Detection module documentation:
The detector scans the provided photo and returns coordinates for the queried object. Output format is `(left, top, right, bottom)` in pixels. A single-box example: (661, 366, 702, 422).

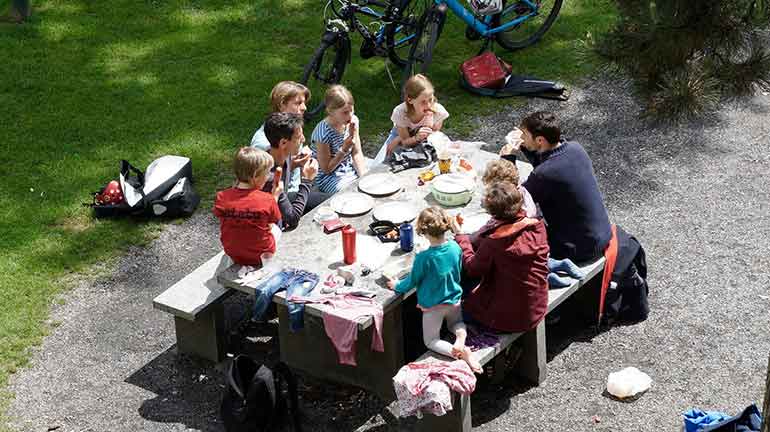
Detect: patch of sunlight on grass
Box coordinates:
(100, 41, 164, 74)
(261, 55, 290, 70)
(39, 21, 86, 43)
(210, 65, 240, 88)
(109, 71, 160, 87)
(151, 131, 229, 156)
(172, 3, 254, 27)
(40, 0, 85, 15)
(99, 28, 215, 74)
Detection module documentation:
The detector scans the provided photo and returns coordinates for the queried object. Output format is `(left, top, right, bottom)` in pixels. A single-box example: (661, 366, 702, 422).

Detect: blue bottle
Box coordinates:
(399, 223, 414, 252)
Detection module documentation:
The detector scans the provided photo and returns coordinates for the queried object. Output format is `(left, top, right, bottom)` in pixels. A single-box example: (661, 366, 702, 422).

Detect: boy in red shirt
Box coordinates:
(214, 147, 283, 266)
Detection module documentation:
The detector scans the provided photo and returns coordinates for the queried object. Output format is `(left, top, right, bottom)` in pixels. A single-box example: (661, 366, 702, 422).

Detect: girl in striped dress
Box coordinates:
(310, 85, 368, 194)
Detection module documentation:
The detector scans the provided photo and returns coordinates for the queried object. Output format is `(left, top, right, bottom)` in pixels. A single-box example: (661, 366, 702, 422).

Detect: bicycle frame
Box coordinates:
(434, 0, 540, 37)
(327, 0, 416, 51)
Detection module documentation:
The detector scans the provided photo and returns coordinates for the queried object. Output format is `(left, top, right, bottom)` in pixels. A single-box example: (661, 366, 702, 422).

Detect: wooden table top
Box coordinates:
(218, 148, 533, 330)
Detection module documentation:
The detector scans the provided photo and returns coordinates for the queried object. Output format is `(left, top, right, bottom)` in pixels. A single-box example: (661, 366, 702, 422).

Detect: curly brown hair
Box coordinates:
(482, 159, 520, 186)
(482, 181, 522, 221)
(415, 206, 452, 238)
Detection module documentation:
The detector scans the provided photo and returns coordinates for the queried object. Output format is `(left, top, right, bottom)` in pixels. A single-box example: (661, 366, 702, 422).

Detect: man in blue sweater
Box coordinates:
(502, 111, 612, 263)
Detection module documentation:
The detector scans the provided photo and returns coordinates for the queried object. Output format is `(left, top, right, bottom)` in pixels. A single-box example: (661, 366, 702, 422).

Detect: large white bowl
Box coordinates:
(430, 174, 474, 207)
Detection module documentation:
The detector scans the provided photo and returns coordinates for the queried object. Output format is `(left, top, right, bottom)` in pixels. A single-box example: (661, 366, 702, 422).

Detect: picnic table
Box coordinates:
(218, 147, 530, 399)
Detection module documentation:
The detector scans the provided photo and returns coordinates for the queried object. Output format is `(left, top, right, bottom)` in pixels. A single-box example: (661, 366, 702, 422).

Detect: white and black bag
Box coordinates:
(89, 155, 200, 218)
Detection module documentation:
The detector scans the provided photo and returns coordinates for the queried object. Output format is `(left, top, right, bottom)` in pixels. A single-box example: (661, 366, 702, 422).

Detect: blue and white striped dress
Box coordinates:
(310, 120, 358, 194)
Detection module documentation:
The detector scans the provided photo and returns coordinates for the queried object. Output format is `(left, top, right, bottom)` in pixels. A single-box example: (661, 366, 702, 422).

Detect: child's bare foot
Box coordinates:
(459, 347, 482, 373)
(451, 340, 465, 358)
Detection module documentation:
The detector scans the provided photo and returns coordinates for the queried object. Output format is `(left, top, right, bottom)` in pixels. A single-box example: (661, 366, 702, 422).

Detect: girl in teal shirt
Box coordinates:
(386, 207, 482, 373)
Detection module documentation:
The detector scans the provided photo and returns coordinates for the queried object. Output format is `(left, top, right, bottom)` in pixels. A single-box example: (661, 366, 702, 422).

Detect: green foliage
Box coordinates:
(595, 0, 770, 120)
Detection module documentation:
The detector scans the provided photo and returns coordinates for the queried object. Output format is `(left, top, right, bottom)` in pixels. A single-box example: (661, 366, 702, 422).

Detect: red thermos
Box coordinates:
(342, 225, 356, 264)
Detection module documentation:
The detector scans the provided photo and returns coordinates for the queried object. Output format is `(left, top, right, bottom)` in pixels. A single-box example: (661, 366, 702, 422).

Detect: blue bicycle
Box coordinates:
(301, 0, 561, 117)
(404, 0, 563, 77)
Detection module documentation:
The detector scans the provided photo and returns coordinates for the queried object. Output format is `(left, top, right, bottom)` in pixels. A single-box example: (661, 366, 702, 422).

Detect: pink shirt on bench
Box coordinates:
(289, 294, 384, 366)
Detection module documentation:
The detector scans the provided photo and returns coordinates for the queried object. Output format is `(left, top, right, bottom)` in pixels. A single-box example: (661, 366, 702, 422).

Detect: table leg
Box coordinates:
(173, 304, 226, 362)
(516, 320, 546, 385)
(277, 303, 405, 400)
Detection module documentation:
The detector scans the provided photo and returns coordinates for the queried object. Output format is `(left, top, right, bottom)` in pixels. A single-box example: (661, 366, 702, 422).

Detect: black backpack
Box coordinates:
(221, 355, 302, 432)
(387, 143, 437, 173)
(459, 71, 569, 101)
(604, 227, 650, 324)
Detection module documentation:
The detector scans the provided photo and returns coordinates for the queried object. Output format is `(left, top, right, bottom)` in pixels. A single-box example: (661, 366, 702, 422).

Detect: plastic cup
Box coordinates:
(260, 252, 274, 269)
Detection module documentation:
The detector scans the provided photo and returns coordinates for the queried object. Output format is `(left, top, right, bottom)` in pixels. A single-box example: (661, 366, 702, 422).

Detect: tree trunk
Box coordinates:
(763, 353, 769, 432)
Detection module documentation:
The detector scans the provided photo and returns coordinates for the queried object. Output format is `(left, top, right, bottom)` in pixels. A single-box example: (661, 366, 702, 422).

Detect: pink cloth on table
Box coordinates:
(392, 357, 476, 418)
(289, 294, 384, 366)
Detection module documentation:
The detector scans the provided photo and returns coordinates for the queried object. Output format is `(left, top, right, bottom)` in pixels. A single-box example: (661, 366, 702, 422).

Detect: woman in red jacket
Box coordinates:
(454, 182, 550, 333)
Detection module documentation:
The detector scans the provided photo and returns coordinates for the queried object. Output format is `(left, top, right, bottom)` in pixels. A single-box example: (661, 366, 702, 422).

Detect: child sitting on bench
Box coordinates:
(386, 207, 482, 373)
(213, 147, 282, 266)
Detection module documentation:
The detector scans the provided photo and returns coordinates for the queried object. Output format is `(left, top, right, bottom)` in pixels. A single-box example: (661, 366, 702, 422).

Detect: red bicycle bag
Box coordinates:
(460, 51, 512, 89)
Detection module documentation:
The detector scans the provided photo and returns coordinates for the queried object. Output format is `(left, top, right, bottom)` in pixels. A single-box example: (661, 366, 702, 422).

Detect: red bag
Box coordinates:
(95, 180, 125, 205)
(460, 52, 512, 89)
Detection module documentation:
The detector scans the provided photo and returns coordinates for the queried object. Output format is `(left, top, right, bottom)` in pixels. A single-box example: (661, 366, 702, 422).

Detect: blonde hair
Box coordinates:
(403, 74, 435, 117)
(482, 159, 520, 186)
(415, 206, 452, 238)
(233, 147, 274, 184)
(270, 81, 311, 113)
(325, 85, 354, 113)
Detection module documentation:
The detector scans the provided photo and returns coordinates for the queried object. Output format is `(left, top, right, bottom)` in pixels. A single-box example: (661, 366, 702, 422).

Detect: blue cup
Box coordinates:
(399, 223, 414, 252)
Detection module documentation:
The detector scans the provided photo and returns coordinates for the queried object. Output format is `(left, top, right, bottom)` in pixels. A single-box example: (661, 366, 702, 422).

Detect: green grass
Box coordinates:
(0, 0, 617, 426)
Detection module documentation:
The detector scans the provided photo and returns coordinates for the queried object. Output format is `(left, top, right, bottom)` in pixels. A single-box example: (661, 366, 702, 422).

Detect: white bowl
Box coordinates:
(430, 174, 474, 207)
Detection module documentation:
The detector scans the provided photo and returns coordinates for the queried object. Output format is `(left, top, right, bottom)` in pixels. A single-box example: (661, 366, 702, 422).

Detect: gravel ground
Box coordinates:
(6, 76, 770, 432)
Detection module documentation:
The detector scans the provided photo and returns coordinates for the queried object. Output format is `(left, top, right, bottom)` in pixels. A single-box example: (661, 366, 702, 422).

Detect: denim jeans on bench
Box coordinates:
(253, 268, 319, 331)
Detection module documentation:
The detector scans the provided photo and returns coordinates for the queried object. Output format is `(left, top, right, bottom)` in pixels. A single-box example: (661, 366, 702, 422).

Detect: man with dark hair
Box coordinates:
(263, 112, 328, 229)
(503, 110, 612, 262)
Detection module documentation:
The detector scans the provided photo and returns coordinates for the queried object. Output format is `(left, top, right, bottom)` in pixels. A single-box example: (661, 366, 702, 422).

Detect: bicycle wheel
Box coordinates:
(385, 0, 430, 67)
(494, 0, 563, 51)
(403, 7, 445, 82)
(300, 33, 350, 120)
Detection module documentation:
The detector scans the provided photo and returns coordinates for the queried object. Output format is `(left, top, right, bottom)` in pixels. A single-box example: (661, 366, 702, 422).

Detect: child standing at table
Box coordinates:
(386, 206, 482, 373)
(374, 74, 450, 163)
(310, 85, 368, 194)
(213, 147, 283, 266)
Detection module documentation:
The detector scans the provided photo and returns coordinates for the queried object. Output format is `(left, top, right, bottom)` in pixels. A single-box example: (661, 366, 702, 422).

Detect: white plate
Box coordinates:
(329, 192, 375, 216)
(460, 212, 491, 234)
(358, 173, 401, 196)
(372, 201, 420, 224)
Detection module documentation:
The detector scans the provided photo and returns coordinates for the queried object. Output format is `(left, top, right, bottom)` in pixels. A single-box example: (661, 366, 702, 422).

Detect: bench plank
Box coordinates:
(547, 257, 605, 313)
(153, 251, 234, 321)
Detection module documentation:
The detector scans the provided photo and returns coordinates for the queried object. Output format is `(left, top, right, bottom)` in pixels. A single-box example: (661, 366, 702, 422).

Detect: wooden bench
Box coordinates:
(415, 257, 606, 431)
(152, 251, 235, 362)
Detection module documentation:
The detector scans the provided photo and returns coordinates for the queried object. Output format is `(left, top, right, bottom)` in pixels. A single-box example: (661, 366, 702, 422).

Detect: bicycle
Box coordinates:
(404, 0, 563, 79)
(300, 0, 429, 118)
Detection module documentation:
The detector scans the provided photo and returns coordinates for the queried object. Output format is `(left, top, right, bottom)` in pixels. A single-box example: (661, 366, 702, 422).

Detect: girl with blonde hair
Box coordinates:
(310, 85, 368, 193)
(386, 206, 482, 373)
(374, 74, 450, 163)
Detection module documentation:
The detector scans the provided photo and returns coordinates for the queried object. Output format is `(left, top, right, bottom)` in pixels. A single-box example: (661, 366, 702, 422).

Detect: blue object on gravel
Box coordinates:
(684, 404, 763, 432)
(683, 408, 730, 432)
